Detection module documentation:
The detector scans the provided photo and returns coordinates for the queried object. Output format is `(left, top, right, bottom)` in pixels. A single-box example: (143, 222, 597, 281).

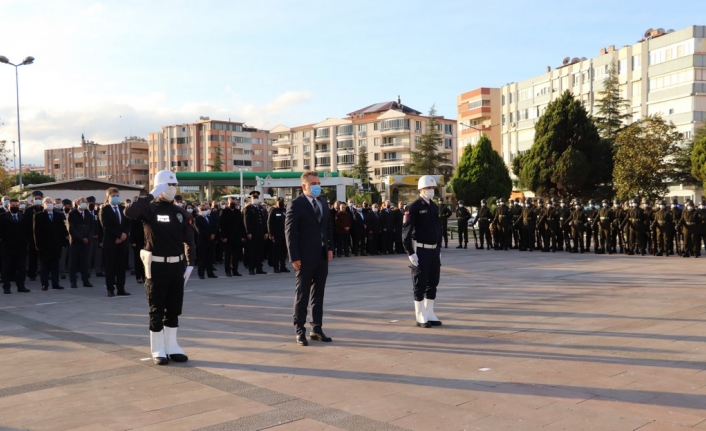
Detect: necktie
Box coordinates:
(113, 206, 120, 223)
(312, 198, 321, 223)
(49, 212, 53, 222)
(13, 214, 17, 222)
(204, 216, 209, 224)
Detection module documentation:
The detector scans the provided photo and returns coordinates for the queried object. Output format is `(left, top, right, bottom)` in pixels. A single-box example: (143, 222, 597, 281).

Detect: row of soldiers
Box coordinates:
(445, 197, 706, 257)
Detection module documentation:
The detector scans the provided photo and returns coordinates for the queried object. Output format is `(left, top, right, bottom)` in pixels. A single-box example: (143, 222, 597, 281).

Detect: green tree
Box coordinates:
(13, 171, 55, 186)
(0, 140, 13, 195)
(594, 64, 632, 141)
(351, 145, 371, 184)
(451, 135, 511, 206)
(517, 91, 609, 198)
(208, 145, 224, 172)
(690, 124, 706, 187)
(613, 115, 682, 201)
(407, 105, 451, 177)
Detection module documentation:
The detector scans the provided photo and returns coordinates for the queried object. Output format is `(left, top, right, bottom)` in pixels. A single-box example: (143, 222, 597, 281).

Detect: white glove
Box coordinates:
(408, 253, 419, 266)
(150, 183, 169, 198)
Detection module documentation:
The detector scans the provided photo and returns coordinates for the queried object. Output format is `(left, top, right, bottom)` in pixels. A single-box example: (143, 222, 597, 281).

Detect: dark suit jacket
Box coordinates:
(34, 211, 69, 260)
(0, 212, 31, 256)
(267, 207, 286, 239)
(219, 208, 246, 242)
(367, 211, 381, 234)
(285, 194, 334, 263)
(194, 215, 217, 245)
(99, 204, 131, 246)
(351, 210, 366, 234)
(244, 204, 266, 236)
(88, 208, 103, 242)
(380, 209, 394, 231)
(67, 209, 95, 244)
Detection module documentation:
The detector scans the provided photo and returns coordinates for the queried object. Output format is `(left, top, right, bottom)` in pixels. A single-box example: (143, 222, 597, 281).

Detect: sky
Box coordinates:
(0, 0, 700, 167)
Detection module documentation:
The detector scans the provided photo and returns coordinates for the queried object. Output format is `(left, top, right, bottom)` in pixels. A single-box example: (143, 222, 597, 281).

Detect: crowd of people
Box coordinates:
(449, 196, 706, 257)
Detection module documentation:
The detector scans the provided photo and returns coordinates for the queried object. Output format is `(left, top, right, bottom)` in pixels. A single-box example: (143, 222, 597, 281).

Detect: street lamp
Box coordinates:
(0, 55, 35, 190)
(238, 167, 251, 206)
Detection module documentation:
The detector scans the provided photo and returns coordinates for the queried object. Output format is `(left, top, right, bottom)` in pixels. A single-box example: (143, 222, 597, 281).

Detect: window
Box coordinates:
(337, 154, 355, 165)
(253, 161, 263, 167)
(253, 150, 263, 156)
(374, 138, 380, 146)
(509, 93, 513, 103)
(415, 121, 422, 132)
(444, 138, 452, 149)
(337, 125, 353, 136)
(232, 159, 253, 166)
(618, 59, 627, 74)
(632, 55, 642, 70)
(75, 163, 83, 168)
(444, 124, 453, 134)
(357, 124, 367, 132)
(302, 131, 310, 138)
(374, 153, 380, 161)
(337, 140, 354, 150)
(501, 95, 505, 106)
(293, 146, 299, 154)
(502, 114, 506, 125)
(358, 139, 366, 147)
(315, 128, 330, 138)
(415, 136, 421, 144)
(373, 122, 379, 131)
(252, 138, 263, 144)
(468, 99, 492, 109)
(380, 119, 410, 131)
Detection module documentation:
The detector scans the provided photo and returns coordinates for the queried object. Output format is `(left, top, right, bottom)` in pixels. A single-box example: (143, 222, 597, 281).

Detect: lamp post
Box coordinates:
(238, 167, 250, 206)
(11, 141, 16, 174)
(0, 55, 35, 190)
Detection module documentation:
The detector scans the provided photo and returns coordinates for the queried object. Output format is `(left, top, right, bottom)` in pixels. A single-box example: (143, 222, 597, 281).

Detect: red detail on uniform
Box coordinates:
(404, 211, 410, 223)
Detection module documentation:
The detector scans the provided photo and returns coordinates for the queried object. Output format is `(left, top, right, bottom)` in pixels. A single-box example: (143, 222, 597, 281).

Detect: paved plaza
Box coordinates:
(0, 249, 705, 431)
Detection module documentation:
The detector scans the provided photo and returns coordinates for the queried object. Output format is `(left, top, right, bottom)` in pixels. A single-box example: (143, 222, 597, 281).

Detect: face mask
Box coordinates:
(659, 205, 665, 209)
(672, 204, 677, 208)
(3, 200, 8, 206)
(110, 196, 120, 205)
(603, 204, 609, 208)
(45, 204, 54, 211)
(252, 198, 260, 204)
(459, 204, 464, 208)
(576, 205, 581, 210)
(481, 203, 486, 207)
(348, 203, 354, 207)
(186, 208, 193, 213)
(177, 202, 184, 208)
(10, 207, 19, 213)
(162, 186, 177, 201)
(19, 204, 25, 210)
(357, 207, 362, 212)
(220, 204, 226, 209)
(560, 203, 565, 207)
(373, 208, 379, 213)
(423, 189, 435, 199)
(202, 209, 211, 216)
(309, 185, 322, 198)
(34, 199, 42, 206)
(89, 204, 95, 210)
(547, 204, 552, 208)
(64, 207, 71, 213)
(688, 206, 694, 211)
(79, 202, 87, 209)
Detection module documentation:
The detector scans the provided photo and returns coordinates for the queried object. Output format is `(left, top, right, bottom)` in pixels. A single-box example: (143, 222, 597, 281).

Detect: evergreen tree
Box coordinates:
(517, 91, 609, 198)
(208, 145, 224, 172)
(451, 135, 511, 206)
(352, 145, 371, 185)
(613, 115, 682, 201)
(594, 64, 632, 141)
(13, 171, 55, 186)
(690, 124, 706, 187)
(407, 105, 451, 176)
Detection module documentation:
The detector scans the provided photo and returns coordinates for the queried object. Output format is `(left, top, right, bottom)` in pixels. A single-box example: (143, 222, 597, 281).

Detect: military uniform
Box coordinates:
(244, 192, 268, 275)
(678, 201, 700, 257)
(622, 198, 647, 255)
(516, 200, 537, 251)
(669, 199, 683, 255)
(585, 200, 599, 252)
(594, 201, 614, 254)
(651, 202, 673, 256)
(267, 199, 289, 273)
(438, 199, 452, 248)
(611, 200, 626, 254)
(567, 201, 587, 253)
(556, 200, 571, 252)
(492, 200, 512, 250)
(455, 202, 471, 249)
(511, 199, 523, 249)
(473, 204, 493, 250)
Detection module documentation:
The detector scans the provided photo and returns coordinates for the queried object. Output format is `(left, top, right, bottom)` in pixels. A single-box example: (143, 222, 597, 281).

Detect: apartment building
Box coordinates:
(456, 87, 502, 162)
(499, 25, 706, 171)
(148, 117, 273, 181)
(269, 98, 457, 192)
(44, 136, 149, 186)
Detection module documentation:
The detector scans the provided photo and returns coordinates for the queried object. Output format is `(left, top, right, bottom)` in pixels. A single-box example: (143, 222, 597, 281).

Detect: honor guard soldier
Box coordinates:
(670, 198, 683, 255)
(511, 198, 523, 249)
(125, 170, 196, 365)
(642, 198, 656, 255)
(244, 191, 268, 275)
(438, 197, 452, 248)
(516, 198, 537, 252)
(677, 199, 700, 257)
(595, 199, 614, 254)
(612, 199, 626, 254)
(557, 199, 571, 252)
(472, 199, 493, 250)
(455, 200, 471, 249)
(651, 200, 673, 256)
(268, 197, 289, 273)
(403, 175, 443, 328)
(622, 197, 647, 256)
(567, 199, 587, 253)
(492, 198, 512, 250)
(585, 199, 599, 252)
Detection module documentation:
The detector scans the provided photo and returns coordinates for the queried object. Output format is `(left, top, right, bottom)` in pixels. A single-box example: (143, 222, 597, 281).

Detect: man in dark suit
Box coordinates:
(285, 171, 334, 346)
(1, 199, 31, 293)
(267, 197, 289, 273)
(34, 197, 69, 291)
(67, 197, 95, 288)
(244, 191, 268, 275)
(219, 196, 245, 277)
(86, 196, 104, 277)
(366, 204, 382, 255)
(380, 200, 394, 254)
(194, 204, 218, 279)
(25, 190, 45, 281)
(99, 188, 131, 297)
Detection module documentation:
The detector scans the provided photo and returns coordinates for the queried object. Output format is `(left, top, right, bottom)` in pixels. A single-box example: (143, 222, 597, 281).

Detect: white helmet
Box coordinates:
(153, 170, 178, 187)
(418, 175, 437, 190)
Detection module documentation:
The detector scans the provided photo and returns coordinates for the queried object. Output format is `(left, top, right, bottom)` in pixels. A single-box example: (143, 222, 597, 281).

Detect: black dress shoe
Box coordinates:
(52, 285, 65, 290)
(70, 283, 78, 289)
(83, 282, 94, 287)
(207, 274, 218, 279)
(280, 267, 290, 273)
(116, 291, 131, 296)
(168, 353, 188, 363)
(429, 320, 442, 326)
(416, 321, 432, 328)
(60, 275, 66, 280)
(249, 269, 256, 275)
(42, 285, 48, 291)
(310, 330, 332, 342)
(96, 272, 105, 277)
(153, 356, 169, 366)
(296, 334, 308, 346)
(17, 287, 30, 293)
(225, 273, 233, 277)
(199, 275, 205, 279)
(233, 272, 242, 276)
(107, 291, 115, 297)
(3, 289, 10, 294)
(274, 268, 281, 273)
(256, 269, 267, 274)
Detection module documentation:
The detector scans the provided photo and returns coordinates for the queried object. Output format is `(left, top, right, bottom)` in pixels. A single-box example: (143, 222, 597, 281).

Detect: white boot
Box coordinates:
(164, 326, 188, 362)
(414, 301, 430, 328)
(150, 330, 168, 365)
(424, 298, 442, 326)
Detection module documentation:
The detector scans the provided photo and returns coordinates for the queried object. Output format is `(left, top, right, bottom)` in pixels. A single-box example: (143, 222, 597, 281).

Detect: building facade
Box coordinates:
(500, 25, 706, 173)
(456, 87, 502, 163)
(269, 99, 457, 193)
(148, 117, 273, 184)
(44, 137, 149, 187)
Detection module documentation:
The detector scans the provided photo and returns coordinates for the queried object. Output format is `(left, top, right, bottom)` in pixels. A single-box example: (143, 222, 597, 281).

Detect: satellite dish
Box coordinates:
(581, 57, 587, 61)
(571, 57, 580, 64)
(667, 29, 675, 33)
(562, 57, 571, 65)
(644, 28, 653, 38)
(657, 28, 665, 34)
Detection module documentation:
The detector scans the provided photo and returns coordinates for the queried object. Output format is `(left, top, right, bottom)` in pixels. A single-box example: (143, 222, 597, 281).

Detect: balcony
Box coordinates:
(315, 148, 330, 155)
(314, 134, 331, 143)
(380, 140, 410, 149)
(336, 145, 355, 153)
(381, 157, 405, 163)
(380, 127, 410, 136)
(273, 165, 292, 171)
(338, 161, 354, 168)
(273, 138, 291, 147)
(273, 153, 292, 160)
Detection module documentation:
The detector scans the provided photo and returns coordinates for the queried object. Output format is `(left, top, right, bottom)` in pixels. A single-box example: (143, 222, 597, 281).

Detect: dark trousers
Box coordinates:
(479, 226, 492, 248)
(132, 245, 145, 281)
(457, 226, 468, 245)
(104, 242, 128, 292)
(293, 248, 329, 334)
(39, 257, 60, 288)
(381, 231, 393, 253)
(146, 261, 185, 331)
(367, 232, 380, 255)
(223, 241, 242, 275)
(571, 228, 584, 252)
(247, 237, 264, 270)
(69, 241, 90, 284)
(441, 220, 448, 246)
(394, 230, 404, 252)
(499, 226, 512, 250)
(270, 238, 287, 269)
(89, 238, 104, 274)
(3, 252, 27, 290)
(27, 243, 39, 279)
(351, 232, 364, 255)
(411, 246, 440, 301)
(522, 226, 536, 250)
(197, 241, 215, 277)
(336, 233, 350, 256)
(599, 227, 611, 252)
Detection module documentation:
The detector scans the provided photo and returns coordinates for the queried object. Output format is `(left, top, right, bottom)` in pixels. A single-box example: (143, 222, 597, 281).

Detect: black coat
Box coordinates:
(351, 210, 366, 234)
(34, 211, 69, 260)
(244, 204, 266, 236)
(67, 209, 95, 244)
(99, 204, 131, 246)
(267, 207, 286, 239)
(194, 215, 217, 245)
(0, 211, 31, 256)
(284, 195, 334, 263)
(219, 207, 246, 242)
(367, 211, 381, 234)
(380, 209, 394, 232)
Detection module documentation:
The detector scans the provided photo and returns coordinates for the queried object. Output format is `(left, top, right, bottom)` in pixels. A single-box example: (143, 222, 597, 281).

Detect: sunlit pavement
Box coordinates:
(1, 248, 705, 430)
